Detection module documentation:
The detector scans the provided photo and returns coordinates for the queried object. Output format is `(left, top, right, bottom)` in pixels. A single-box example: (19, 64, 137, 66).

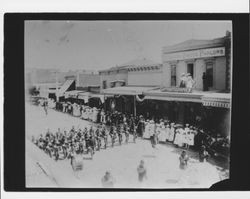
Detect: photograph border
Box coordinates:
(4, 13, 250, 192)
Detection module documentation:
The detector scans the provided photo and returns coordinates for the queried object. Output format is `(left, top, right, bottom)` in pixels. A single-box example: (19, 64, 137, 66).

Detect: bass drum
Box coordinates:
(71, 155, 83, 171)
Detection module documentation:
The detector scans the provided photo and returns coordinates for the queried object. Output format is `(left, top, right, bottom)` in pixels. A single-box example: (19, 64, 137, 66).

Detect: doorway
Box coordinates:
(187, 63, 194, 78)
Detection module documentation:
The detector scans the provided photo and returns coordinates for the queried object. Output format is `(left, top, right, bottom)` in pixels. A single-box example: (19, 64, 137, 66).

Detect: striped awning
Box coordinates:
(202, 100, 230, 108)
(201, 93, 231, 108)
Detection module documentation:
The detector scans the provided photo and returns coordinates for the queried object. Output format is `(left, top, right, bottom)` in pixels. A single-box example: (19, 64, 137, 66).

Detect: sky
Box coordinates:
(25, 20, 231, 71)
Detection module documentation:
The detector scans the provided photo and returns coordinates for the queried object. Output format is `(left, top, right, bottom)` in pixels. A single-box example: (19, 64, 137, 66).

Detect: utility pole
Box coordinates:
(134, 95, 136, 117)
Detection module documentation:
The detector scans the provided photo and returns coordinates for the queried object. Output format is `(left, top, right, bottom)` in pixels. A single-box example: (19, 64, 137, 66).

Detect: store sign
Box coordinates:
(164, 47, 225, 61)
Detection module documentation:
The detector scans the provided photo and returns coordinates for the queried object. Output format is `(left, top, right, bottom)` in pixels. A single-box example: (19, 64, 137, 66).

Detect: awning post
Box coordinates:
(134, 95, 136, 117)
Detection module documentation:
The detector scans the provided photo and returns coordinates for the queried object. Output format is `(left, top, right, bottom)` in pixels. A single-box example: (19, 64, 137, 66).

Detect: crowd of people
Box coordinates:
(32, 120, 142, 164)
(35, 97, 230, 159)
(143, 119, 230, 157)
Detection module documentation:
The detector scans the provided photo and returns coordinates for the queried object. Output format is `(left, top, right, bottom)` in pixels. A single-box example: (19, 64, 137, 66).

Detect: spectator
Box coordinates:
(101, 171, 115, 188)
(137, 160, 147, 182)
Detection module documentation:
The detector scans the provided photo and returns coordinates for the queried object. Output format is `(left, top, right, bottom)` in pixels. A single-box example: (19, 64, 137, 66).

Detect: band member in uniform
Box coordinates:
(117, 125, 123, 145)
(95, 128, 102, 151)
(124, 122, 130, 144)
(101, 124, 108, 149)
(133, 127, 137, 143)
(109, 126, 117, 147)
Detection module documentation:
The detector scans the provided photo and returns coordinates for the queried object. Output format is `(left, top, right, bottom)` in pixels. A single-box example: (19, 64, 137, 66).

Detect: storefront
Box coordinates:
(142, 88, 231, 136)
(201, 93, 231, 137)
(102, 86, 157, 115)
(161, 33, 231, 92)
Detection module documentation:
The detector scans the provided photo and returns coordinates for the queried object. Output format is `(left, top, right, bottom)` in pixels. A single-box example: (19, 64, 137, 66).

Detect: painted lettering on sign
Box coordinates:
(164, 47, 225, 61)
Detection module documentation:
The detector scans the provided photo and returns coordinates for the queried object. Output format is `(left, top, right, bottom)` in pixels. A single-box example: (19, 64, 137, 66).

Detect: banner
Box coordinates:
(136, 95, 146, 102)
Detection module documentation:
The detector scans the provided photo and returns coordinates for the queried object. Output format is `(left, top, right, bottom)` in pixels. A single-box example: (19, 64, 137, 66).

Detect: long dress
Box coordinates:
(182, 129, 188, 145)
(174, 130, 180, 146)
(169, 127, 175, 142)
(143, 122, 150, 139)
(165, 127, 170, 141)
(159, 125, 166, 142)
(188, 132, 195, 146)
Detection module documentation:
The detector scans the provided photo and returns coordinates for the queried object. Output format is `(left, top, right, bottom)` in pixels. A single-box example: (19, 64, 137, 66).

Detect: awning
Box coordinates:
(64, 90, 84, 99)
(110, 80, 125, 83)
(143, 89, 203, 103)
(77, 92, 106, 103)
(58, 79, 75, 96)
(201, 93, 231, 108)
(102, 86, 157, 96)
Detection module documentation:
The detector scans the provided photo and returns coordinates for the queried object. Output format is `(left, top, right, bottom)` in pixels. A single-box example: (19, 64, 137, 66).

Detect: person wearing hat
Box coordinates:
(158, 121, 164, 142)
(186, 74, 195, 93)
(123, 122, 130, 144)
(169, 123, 175, 142)
(184, 124, 190, 148)
(173, 127, 181, 147)
(155, 122, 161, 144)
(202, 72, 209, 91)
(179, 73, 187, 88)
(149, 120, 157, 148)
(136, 115, 145, 138)
(137, 160, 147, 182)
(101, 171, 115, 188)
(165, 124, 170, 142)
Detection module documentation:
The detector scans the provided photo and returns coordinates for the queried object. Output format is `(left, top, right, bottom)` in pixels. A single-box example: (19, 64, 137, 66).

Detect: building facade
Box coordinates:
(161, 32, 231, 92)
(99, 66, 128, 90)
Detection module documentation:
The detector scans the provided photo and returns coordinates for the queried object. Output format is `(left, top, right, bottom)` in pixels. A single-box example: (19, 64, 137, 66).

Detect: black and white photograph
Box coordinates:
(24, 20, 232, 189)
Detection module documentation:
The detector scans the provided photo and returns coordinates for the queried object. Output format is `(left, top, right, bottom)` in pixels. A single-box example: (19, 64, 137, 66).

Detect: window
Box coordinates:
(110, 82, 115, 88)
(206, 62, 213, 87)
(102, 80, 107, 89)
(171, 65, 177, 86)
(187, 63, 194, 78)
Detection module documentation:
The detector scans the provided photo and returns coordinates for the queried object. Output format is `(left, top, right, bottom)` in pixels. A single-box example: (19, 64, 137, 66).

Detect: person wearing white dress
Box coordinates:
(173, 128, 180, 146)
(158, 122, 166, 142)
(188, 130, 195, 148)
(181, 128, 188, 148)
(165, 124, 170, 142)
(169, 123, 175, 142)
(143, 120, 150, 139)
(186, 74, 195, 93)
(155, 123, 161, 144)
(184, 124, 190, 148)
(174, 128, 184, 147)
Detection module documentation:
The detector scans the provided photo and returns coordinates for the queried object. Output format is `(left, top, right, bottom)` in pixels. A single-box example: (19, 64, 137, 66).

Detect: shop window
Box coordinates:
(187, 63, 194, 78)
(171, 65, 177, 86)
(102, 80, 107, 89)
(206, 62, 213, 87)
